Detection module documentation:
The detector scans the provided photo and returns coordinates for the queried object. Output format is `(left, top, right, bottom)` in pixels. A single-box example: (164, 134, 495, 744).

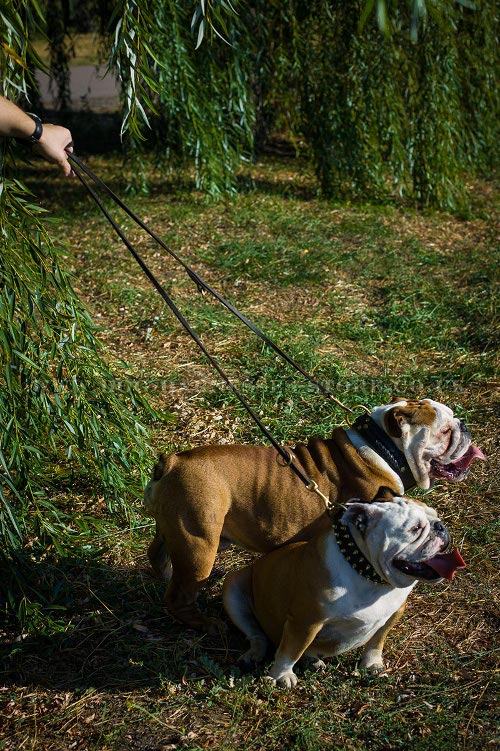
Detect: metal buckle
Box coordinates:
(276, 449, 295, 467)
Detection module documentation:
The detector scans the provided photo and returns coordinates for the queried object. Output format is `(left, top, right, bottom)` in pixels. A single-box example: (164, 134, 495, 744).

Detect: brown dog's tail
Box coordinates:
(144, 453, 174, 516)
(152, 453, 171, 480)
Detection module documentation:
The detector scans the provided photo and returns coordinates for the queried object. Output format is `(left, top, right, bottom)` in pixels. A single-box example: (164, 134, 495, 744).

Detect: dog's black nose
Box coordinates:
(432, 520, 450, 545)
(460, 421, 470, 436)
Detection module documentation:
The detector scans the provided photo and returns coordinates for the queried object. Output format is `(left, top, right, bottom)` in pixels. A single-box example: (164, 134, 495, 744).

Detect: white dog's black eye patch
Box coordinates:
(355, 511, 368, 534)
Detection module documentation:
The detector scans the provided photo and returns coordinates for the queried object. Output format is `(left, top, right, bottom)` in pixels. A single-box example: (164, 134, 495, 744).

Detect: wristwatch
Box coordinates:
(16, 113, 43, 144)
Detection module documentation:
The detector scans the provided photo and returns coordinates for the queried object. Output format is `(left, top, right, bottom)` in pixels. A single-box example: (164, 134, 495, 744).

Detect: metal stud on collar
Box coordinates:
(333, 516, 386, 585)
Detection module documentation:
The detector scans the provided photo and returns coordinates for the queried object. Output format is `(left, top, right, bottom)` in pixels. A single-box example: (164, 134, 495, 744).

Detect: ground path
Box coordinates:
(36, 65, 119, 112)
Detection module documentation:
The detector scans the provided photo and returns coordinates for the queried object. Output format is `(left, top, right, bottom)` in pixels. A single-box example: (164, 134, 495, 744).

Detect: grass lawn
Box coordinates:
(32, 33, 104, 67)
(0, 152, 498, 750)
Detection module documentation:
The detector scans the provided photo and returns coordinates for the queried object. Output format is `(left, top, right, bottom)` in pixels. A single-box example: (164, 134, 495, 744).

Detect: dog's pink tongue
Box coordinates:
(424, 548, 467, 580)
(451, 445, 485, 472)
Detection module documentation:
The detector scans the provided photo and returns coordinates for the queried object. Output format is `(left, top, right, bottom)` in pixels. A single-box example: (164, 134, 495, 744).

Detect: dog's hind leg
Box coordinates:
(223, 567, 269, 666)
(147, 525, 173, 582)
(164, 535, 226, 634)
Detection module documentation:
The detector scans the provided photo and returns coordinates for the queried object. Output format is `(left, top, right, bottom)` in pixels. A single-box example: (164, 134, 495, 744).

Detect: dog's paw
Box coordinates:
(266, 671, 298, 689)
(358, 650, 385, 675)
(239, 637, 268, 668)
(238, 652, 261, 671)
(353, 662, 388, 679)
(302, 654, 326, 672)
(365, 664, 388, 677)
(309, 657, 326, 672)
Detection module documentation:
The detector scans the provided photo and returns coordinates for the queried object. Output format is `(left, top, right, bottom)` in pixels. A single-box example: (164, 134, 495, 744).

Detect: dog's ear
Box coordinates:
(342, 502, 385, 536)
(385, 404, 414, 437)
(385, 400, 436, 437)
(371, 486, 398, 503)
(385, 405, 406, 437)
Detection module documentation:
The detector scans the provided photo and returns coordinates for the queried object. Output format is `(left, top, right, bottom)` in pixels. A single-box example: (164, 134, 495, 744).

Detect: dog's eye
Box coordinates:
(442, 428, 452, 435)
(411, 524, 423, 537)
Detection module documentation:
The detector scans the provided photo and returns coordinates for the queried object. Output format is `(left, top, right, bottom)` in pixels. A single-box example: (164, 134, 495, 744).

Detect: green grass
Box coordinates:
(1, 154, 498, 750)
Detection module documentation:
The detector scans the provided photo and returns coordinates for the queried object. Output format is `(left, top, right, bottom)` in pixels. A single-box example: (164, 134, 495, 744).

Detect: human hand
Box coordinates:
(32, 123, 74, 177)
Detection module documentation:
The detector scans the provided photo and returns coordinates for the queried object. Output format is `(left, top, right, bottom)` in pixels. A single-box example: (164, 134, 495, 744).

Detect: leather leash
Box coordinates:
(67, 152, 364, 513)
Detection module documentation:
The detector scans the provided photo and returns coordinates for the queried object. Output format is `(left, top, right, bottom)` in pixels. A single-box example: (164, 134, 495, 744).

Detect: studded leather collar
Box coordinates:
(332, 516, 387, 585)
(351, 414, 416, 492)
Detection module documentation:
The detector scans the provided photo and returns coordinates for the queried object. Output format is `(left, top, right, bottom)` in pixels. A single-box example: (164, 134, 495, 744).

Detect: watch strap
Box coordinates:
(15, 113, 43, 145)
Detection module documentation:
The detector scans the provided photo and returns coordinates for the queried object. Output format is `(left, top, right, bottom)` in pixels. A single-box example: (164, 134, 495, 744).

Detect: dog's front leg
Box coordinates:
(359, 602, 407, 674)
(267, 617, 323, 689)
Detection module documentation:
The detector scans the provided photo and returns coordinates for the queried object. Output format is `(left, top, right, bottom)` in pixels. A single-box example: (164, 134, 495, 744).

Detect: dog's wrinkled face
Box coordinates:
(372, 398, 485, 490)
(342, 498, 466, 589)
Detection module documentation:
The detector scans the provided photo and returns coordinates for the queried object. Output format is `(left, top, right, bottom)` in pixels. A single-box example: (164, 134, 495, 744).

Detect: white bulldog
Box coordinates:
(223, 496, 466, 688)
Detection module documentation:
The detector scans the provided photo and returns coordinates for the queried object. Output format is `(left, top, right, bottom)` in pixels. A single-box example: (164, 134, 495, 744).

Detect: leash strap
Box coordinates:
(67, 153, 353, 417)
(67, 154, 337, 507)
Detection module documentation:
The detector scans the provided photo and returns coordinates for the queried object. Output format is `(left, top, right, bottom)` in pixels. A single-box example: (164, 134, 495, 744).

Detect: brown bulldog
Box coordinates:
(144, 398, 483, 630)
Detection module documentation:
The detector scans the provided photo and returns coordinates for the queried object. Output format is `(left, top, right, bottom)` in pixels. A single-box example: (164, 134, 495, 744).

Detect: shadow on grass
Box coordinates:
(0, 555, 242, 692)
(20, 117, 318, 208)
(236, 172, 318, 202)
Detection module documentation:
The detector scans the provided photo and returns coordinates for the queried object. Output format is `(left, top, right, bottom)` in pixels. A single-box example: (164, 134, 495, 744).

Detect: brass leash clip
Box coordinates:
(306, 479, 330, 506)
(345, 404, 371, 427)
(306, 479, 346, 515)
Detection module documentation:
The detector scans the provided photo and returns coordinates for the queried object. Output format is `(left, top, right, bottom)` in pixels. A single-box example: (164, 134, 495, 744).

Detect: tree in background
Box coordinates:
(40, 0, 497, 207)
(242, 0, 497, 208)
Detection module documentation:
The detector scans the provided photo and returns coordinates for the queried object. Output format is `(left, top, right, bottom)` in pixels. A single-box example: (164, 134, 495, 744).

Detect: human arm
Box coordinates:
(0, 95, 74, 177)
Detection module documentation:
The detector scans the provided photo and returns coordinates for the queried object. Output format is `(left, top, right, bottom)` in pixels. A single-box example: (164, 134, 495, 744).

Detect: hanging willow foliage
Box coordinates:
(108, 0, 254, 197)
(40, 1, 497, 205)
(268, 0, 496, 208)
(0, 2, 159, 607)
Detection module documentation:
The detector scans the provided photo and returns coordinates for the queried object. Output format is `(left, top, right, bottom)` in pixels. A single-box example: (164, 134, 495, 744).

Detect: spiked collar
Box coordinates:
(332, 516, 387, 585)
(351, 414, 416, 492)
